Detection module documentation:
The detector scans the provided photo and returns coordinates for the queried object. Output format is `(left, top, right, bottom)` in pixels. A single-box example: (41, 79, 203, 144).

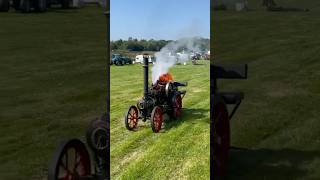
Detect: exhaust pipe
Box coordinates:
(143, 54, 149, 98)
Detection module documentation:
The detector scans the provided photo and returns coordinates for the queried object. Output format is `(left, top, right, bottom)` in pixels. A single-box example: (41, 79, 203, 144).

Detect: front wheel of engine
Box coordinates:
(48, 139, 91, 180)
(125, 105, 139, 130)
(151, 106, 163, 133)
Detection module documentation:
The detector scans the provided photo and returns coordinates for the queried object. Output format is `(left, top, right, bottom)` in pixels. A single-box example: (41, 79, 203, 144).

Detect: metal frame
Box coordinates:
(212, 64, 248, 120)
(211, 64, 248, 177)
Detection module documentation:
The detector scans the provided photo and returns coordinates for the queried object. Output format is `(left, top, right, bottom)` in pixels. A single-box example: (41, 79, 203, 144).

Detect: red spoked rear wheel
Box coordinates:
(125, 105, 139, 130)
(151, 106, 163, 133)
(48, 139, 91, 180)
(213, 102, 230, 177)
(171, 94, 182, 119)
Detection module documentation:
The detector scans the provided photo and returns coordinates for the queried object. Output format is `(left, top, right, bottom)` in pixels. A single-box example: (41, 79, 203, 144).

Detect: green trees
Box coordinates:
(111, 38, 171, 51)
(111, 37, 209, 52)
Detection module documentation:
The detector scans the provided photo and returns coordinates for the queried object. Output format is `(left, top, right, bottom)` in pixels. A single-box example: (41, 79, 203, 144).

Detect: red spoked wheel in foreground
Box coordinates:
(151, 106, 163, 133)
(171, 94, 182, 119)
(213, 102, 230, 177)
(48, 139, 91, 180)
(125, 105, 139, 130)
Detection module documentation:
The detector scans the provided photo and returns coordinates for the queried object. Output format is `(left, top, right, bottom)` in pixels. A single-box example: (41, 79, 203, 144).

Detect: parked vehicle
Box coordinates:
(202, 53, 210, 60)
(122, 56, 133, 64)
(111, 54, 132, 65)
(134, 55, 155, 64)
(190, 52, 201, 60)
(1, 0, 81, 13)
(111, 54, 119, 65)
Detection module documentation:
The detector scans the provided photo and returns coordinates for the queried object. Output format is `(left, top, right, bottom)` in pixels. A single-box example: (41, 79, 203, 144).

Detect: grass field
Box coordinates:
(110, 60, 210, 179)
(0, 6, 106, 179)
(214, 0, 320, 179)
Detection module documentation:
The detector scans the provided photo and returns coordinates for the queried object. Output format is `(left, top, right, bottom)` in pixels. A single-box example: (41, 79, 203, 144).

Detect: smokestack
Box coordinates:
(143, 54, 149, 98)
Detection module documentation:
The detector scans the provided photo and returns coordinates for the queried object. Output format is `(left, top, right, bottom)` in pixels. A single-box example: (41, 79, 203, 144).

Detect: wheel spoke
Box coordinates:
(70, 149, 76, 171)
(74, 153, 81, 168)
(52, 140, 91, 180)
(74, 151, 77, 167)
(65, 152, 68, 171)
(59, 156, 67, 171)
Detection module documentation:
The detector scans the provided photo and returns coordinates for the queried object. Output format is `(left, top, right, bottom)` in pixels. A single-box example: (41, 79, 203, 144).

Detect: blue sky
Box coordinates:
(111, 0, 210, 40)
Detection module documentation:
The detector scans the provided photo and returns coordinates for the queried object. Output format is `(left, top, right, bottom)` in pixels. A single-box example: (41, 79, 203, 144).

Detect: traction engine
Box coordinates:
(125, 55, 187, 133)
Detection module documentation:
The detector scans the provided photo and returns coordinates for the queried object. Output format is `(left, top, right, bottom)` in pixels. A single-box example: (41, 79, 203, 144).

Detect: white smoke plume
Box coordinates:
(151, 37, 201, 84)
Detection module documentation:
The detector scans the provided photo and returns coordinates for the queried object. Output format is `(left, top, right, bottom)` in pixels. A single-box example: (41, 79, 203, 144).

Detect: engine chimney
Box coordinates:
(143, 54, 149, 98)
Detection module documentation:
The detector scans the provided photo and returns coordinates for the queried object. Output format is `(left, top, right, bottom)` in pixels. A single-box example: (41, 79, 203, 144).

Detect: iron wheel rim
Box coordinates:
(125, 106, 139, 130)
(173, 94, 182, 118)
(151, 106, 163, 133)
(48, 139, 91, 180)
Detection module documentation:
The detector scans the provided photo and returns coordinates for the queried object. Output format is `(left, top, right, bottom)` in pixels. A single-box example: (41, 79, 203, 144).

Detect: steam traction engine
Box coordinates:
(125, 55, 187, 133)
(48, 114, 109, 180)
(212, 64, 248, 177)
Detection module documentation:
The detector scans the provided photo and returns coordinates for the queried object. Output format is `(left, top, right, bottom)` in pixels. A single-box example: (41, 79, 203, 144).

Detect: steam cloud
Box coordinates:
(152, 37, 201, 84)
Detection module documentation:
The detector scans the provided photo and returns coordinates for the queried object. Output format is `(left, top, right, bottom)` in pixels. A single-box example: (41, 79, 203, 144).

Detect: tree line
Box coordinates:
(111, 37, 210, 52)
